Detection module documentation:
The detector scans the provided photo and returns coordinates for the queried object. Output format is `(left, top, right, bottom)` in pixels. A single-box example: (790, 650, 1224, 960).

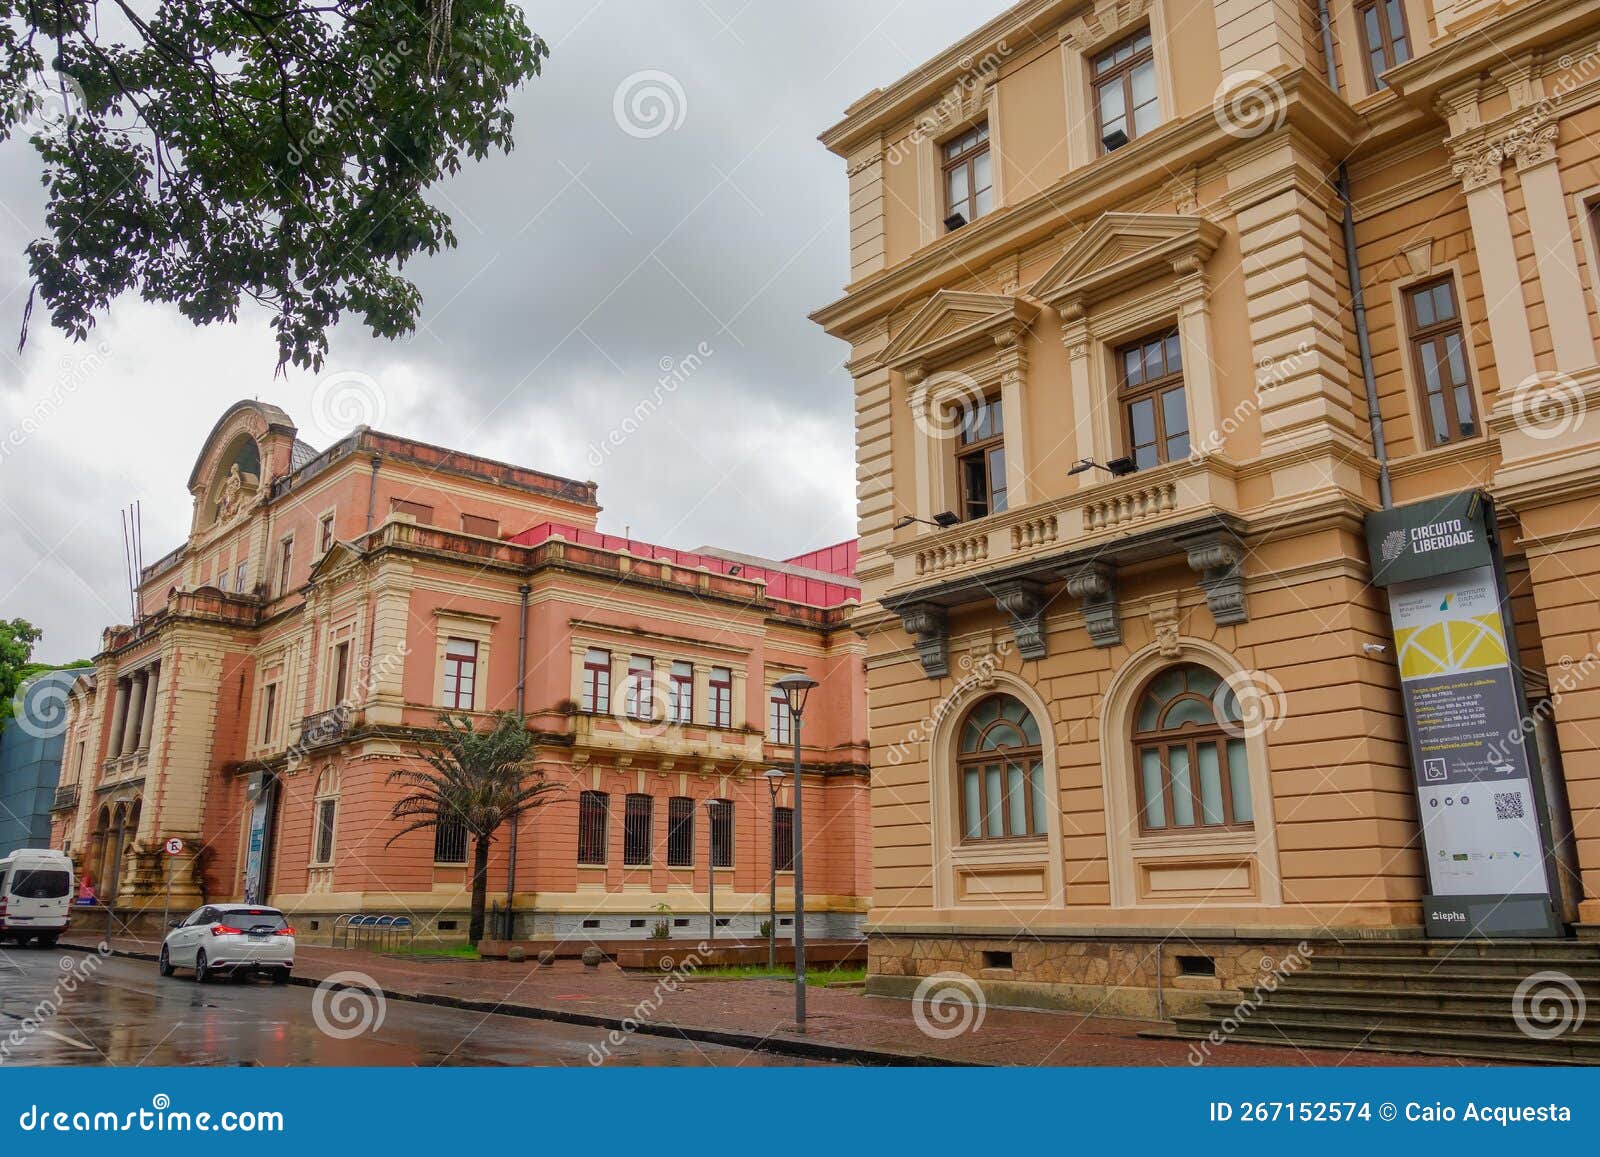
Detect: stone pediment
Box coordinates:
(882, 290, 1038, 376)
(308, 541, 365, 583)
(1029, 212, 1223, 311)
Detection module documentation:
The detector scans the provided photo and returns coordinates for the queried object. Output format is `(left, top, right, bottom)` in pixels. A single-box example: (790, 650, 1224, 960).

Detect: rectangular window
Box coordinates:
(235, 561, 248, 593)
(768, 689, 793, 745)
(1093, 29, 1158, 151)
(261, 683, 278, 745)
(433, 816, 468, 864)
(313, 798, 337, 864)
(461, 513, 500, 539)
(668, 661, 694, 724)
(941, 122, 992, 230)
(667, 796, 695, 867)
(276, 538, 294, 598)
(319, 513, 336, 553)
(217, 569, 230, 593)
(581, 648, 611, 713)
(1357, 0, 1412, 91)
(624, 655, 654, 720)
(708, 667, 733, 729)
(577, 791, 609, 865)
(773, 805, 795, 872)
(1405, 277, 1478, 448)
(391, 498, 434, 524)
(956, 395, 1006, 522)
(623, 793, 653, 866)
(709, 799, 734, 869)
(442, 638, 478, 711)
(332, 641, 351, 705)
(1118, 327, 1188, 470)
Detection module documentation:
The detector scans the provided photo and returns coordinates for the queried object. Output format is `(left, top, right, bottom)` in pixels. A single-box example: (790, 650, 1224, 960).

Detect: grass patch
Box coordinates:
(691, 963, 867, 987)
(378, 941, 480, 960)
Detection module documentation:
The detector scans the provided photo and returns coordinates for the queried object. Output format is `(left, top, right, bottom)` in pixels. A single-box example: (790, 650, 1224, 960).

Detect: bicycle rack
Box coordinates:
(332, 913, 416, 952)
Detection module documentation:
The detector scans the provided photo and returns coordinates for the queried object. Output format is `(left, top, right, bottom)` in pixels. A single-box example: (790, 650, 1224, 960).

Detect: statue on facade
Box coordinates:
(219, 463, 244, 519)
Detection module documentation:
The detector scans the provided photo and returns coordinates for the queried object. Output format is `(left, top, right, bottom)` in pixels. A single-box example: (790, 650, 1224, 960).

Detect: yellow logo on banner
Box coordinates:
(1395, 613, 1508, 679)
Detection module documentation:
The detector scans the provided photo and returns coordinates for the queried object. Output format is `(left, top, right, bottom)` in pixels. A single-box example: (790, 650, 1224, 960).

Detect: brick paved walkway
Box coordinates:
(64, 933, 1460, 1067)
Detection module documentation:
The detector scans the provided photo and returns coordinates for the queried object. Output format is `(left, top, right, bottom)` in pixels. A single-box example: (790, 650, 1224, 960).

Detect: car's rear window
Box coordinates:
(223, 910, 289, 931)
(11, 870, 70, 899)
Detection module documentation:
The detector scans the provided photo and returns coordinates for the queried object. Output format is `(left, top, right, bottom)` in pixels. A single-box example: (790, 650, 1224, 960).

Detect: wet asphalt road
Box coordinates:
(0, 946, 817, 1067)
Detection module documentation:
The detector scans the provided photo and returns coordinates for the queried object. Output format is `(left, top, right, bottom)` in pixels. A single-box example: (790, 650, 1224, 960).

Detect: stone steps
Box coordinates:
(1171, 1013, 1600, 1065)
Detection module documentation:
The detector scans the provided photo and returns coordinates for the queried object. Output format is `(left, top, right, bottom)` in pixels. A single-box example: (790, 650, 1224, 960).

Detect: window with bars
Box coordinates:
(709, 799, 734, 869)
(1357, 0, 1412, 91)
(624, 655, 654, 720)
(313, 798, 337, 865)
(581, 648, 611, 713)
(956, 395, 1006, 522)
(1403, 277, 1479, 449)
(623, 794, 653, 866)
(668, 661, 694, 724)
(667, 797, 695, 867)
(1092, 29, 1158, 151)
(768, 689, 793, 745)
(577, 791, 609, 865)
(1118, 327, 1188, 470)
(709, 667, 733, 728)
(433, 816, 468, 864)
(442, 638, 478, 710)
(772, 805, 795, 872)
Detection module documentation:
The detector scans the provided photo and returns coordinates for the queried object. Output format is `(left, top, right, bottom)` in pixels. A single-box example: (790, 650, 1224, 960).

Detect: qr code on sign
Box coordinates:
(1495, 792, 1526, 820)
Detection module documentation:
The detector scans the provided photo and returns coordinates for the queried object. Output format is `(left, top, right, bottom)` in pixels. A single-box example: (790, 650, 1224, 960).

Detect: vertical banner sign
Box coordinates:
(243, 772, 272, 905)
(1366, 492, 1561, 938)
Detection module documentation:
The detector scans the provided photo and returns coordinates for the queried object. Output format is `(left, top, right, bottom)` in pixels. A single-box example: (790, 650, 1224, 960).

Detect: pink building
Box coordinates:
(51, 400, 869, 942)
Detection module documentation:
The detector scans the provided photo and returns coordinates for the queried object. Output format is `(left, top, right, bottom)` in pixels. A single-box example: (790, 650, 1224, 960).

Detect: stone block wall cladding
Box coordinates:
(814, 0, 1600, 1017)
(50, 400, 872, 941)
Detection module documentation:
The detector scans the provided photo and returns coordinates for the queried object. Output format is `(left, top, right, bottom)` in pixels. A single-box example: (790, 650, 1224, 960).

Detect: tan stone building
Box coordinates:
(814, 0, 1600, 1015)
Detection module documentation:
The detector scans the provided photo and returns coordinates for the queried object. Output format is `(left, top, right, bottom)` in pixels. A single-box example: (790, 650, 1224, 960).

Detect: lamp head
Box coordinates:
(775, 672, 819, 717)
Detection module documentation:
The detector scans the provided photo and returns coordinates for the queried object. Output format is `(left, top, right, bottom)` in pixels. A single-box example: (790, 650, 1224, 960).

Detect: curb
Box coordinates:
(59, 941, 976, 1068)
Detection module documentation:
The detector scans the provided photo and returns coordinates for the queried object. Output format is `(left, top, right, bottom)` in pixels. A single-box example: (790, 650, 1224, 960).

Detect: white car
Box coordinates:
(159, 904, 295, 984)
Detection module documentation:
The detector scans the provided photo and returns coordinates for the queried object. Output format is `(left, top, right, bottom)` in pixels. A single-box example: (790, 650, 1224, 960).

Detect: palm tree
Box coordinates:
(388, 711, 562, 944)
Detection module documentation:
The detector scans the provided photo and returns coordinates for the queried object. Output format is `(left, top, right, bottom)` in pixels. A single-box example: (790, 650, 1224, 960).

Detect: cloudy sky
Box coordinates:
(0, 1, 1014, 664)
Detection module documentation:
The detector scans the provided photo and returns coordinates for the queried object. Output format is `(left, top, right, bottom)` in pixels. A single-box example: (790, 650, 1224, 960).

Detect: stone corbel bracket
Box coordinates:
(992, 579, 1048, 660)
(898, 603, 951, 679)
(1064, 561, 1120, 648)
(1181, 533, 1249, 626)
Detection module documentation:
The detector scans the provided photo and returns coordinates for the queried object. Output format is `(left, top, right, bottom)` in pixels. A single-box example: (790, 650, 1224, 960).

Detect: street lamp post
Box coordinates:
(774, 672, 818, 1031)
(764, 768, 785, 972)
(704, 798, 729, 944)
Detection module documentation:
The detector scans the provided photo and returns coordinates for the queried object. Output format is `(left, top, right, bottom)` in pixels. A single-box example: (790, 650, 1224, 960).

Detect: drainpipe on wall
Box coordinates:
(1319, 0, 1392, 508)
(504, 582, 532, 940)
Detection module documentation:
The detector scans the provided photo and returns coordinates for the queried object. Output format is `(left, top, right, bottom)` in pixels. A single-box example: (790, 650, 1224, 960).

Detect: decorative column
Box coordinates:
(730, 666, 748, 730)
(1173, 256, 1222, 452)
(1510, 124, 1595, 373)
(692, 663, 712, 725)
(107, 677, 129, 759)
(1060, 301, 1110, 476)
(652, 656, 673, 720)
(994, 328, 1030, 507)
(608, 652, 630, 717)
(121, 672, 146, 757)
(138, 662, 159, 751)
(1450, 140, 1537, 389)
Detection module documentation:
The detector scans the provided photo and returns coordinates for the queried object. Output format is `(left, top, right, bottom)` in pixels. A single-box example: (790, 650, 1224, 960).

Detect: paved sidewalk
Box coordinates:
(63, 933, 1458, 1067)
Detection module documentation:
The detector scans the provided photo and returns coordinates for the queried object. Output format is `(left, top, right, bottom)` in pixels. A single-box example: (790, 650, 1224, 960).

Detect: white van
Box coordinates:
(0, 849, 74, 946)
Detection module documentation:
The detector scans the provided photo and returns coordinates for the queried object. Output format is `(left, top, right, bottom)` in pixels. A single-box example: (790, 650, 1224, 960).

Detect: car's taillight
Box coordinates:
(212, 924, 243, 936)
(278, 926, 295, 937)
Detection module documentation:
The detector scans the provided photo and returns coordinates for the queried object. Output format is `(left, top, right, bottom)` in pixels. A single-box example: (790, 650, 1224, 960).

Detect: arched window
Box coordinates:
(957, 694, 1047, 842)
(1132, 664, 1253, 832)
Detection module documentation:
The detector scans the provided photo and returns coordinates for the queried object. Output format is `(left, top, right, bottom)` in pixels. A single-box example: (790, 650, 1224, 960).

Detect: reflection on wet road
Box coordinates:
(0, 947, 817, 1067)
